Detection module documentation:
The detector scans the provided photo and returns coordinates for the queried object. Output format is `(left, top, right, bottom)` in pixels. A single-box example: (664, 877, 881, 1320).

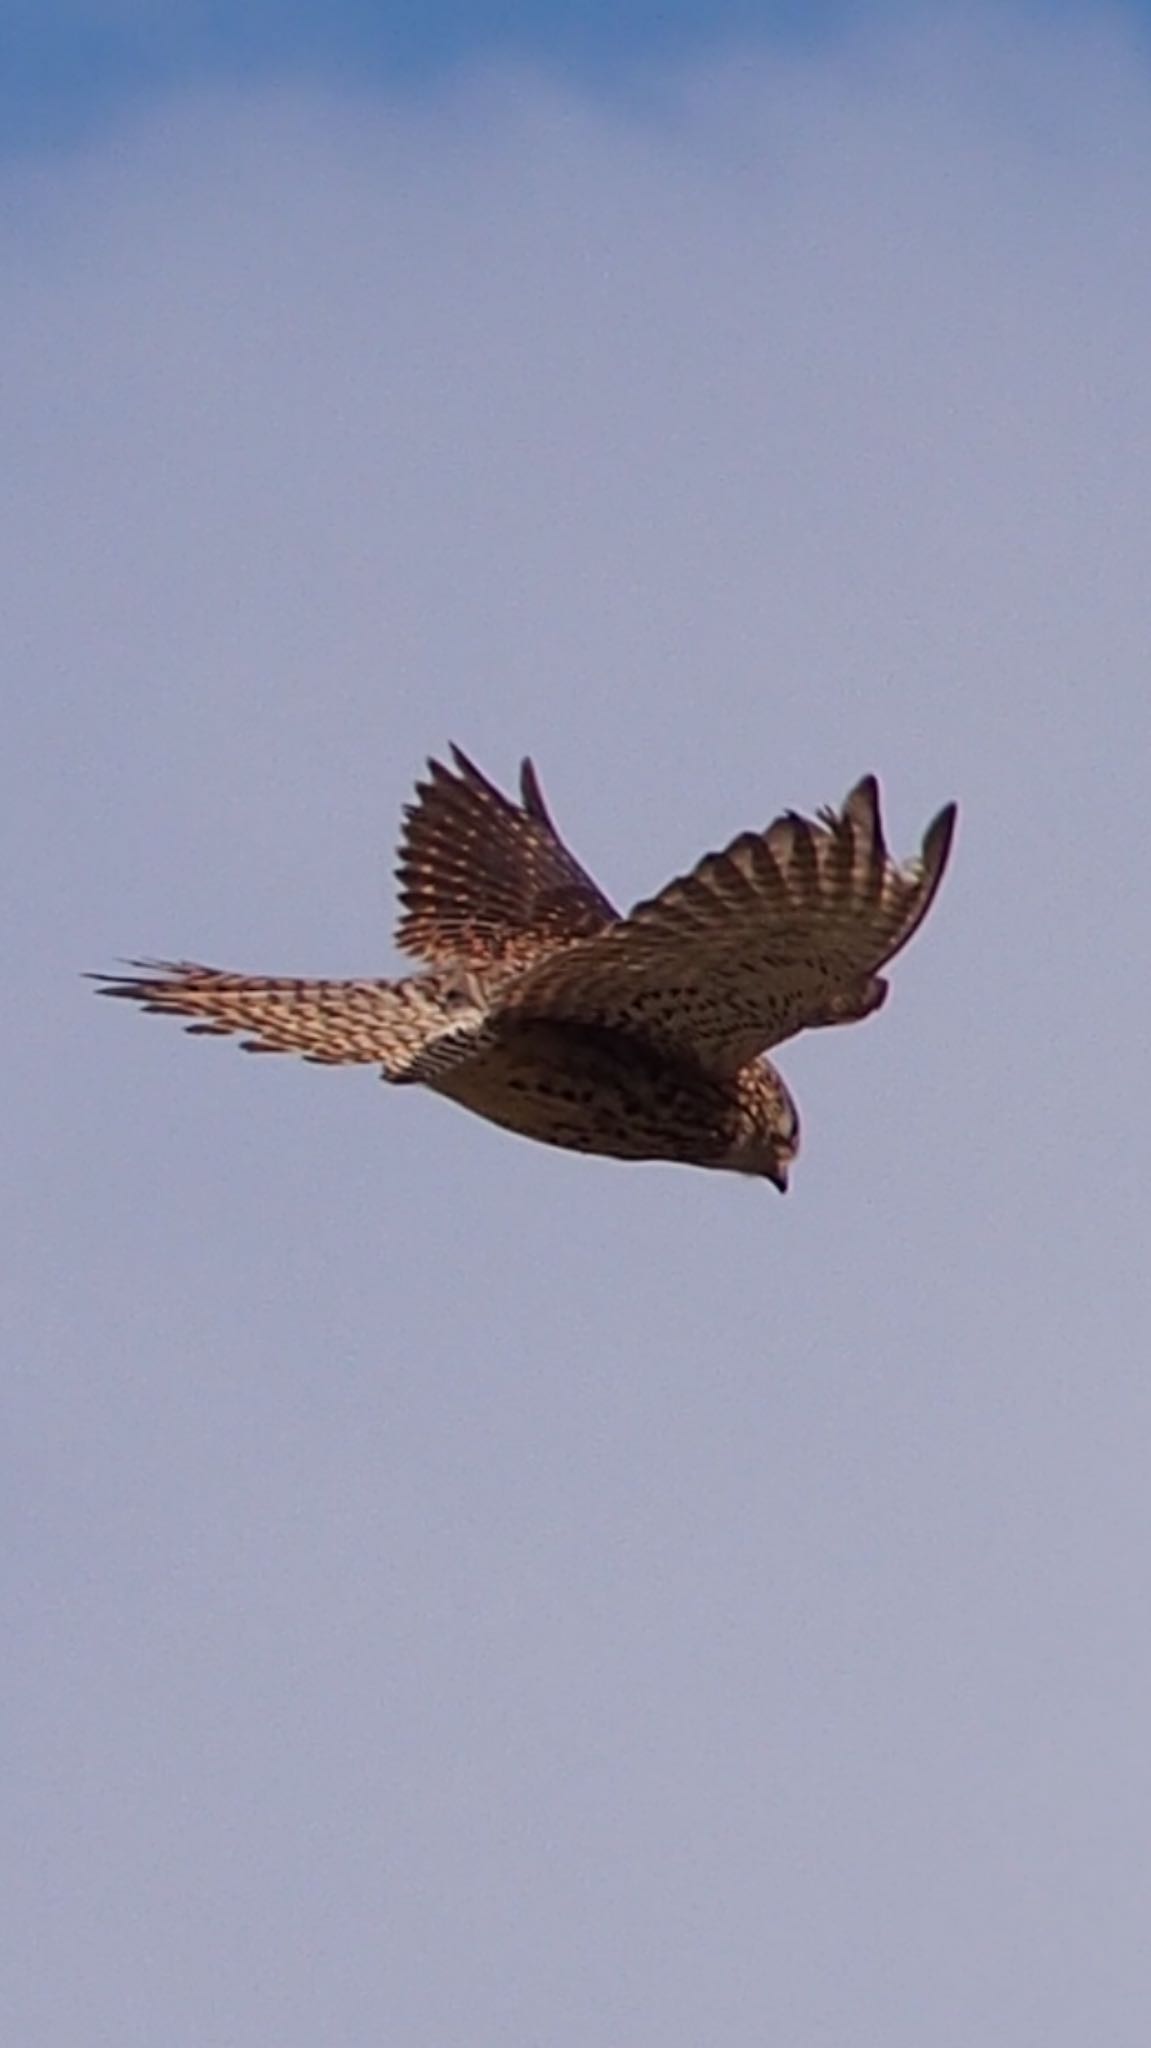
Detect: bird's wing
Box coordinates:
(91, 960, 487, 1081)
(495, 778, 956, 1074)
(395, 747, 617, 969)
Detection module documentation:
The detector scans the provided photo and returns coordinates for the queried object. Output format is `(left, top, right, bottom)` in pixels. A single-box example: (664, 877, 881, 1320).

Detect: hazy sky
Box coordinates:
(7, 0, 856, 147)
(5, 4, 1151, 2044)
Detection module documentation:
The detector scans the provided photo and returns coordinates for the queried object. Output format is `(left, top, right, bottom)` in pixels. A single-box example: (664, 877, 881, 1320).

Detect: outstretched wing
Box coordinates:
(495, 777, 957, 1074)
(395, 747, 617, 970)
(91, 960, 487, 1080)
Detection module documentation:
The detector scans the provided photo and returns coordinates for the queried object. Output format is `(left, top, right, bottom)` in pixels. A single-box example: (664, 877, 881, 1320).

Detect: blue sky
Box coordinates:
(5, 5, 1151, 2046)
(8, 0, 1150, 147)
(8, 0, 855, 147)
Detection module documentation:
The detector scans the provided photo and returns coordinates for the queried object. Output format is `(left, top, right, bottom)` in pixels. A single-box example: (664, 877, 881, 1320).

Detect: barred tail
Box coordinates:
(91, 959, 467, 1076)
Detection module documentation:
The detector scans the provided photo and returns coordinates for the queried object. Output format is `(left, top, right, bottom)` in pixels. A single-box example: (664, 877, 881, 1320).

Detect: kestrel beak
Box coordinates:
(767, 1161, 790, 1193)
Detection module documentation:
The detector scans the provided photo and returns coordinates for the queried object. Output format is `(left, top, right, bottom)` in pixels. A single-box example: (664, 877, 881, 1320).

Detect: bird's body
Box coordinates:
(426, 1017, 796, 1174)
(95, 748, 956, 1187)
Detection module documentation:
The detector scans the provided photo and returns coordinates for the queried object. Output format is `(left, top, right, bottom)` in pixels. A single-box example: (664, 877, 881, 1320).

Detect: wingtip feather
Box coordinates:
(923, 800, 958, 880)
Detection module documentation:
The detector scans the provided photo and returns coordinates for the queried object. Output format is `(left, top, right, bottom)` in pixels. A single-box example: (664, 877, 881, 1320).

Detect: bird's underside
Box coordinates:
(94, 746, 957, 1185)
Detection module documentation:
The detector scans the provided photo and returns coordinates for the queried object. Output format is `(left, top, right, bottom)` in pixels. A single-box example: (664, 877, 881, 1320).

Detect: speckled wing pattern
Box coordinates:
(495, 776, 957, 1075)
(396, 746, 617, 969)
(92, 961, 489, 1079)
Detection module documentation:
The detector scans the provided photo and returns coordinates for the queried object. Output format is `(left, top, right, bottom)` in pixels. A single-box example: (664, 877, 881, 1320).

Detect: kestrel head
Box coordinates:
(725, 1061, 801, 1190)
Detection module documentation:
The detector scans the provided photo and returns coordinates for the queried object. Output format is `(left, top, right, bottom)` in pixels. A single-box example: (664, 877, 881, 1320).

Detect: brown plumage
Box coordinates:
(94, 746, 957, 1186)
(396, 750, 617, 967)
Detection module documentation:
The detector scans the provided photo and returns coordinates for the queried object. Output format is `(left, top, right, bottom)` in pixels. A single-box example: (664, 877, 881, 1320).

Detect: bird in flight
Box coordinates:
(94, 748, 956, 1188)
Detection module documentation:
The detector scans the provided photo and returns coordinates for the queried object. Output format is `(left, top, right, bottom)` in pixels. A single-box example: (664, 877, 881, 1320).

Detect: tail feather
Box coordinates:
(91, 959, 480, 1078)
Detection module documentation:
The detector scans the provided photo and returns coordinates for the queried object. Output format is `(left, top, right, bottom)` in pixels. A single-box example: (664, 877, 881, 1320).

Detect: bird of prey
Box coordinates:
(94, 748, 956, 1188)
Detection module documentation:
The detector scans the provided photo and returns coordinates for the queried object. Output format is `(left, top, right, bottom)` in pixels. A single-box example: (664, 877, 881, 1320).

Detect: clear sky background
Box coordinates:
(5, 3, 1151, 2043)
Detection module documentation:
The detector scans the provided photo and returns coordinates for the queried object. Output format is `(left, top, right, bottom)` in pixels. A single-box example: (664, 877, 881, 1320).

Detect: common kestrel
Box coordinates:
(94, 749, 956, 1187)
